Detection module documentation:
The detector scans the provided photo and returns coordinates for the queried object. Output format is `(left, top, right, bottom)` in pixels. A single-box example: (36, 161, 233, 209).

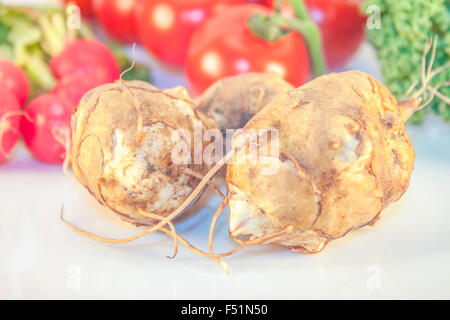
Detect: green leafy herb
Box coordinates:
(363, 0, 450, 124)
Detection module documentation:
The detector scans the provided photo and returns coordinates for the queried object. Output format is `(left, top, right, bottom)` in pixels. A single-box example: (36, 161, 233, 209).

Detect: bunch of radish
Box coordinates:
(0, 61, 29, 164)
(0, 40, 120, 165)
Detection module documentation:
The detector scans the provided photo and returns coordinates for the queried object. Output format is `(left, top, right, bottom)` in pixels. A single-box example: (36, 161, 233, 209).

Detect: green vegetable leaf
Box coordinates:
(0, 44, 13, 60)
(0, 21, 11, 43)
(363, 0, 450, 124)
(8, 22, 41, 46)
(23, 53, 56, 90)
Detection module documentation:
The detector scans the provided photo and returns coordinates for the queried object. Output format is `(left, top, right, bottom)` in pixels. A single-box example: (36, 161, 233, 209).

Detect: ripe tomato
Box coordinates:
(263, 0, 367, 70)
(50, 39, 120, 81)
(63, 0, 94, 17)
(185, 4, 310, 96)
(92, 0, 140, 43)
(136, 0, 251, 67)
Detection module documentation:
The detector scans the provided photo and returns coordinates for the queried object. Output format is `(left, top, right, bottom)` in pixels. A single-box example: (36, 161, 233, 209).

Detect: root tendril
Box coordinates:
(400, 36, 450, 119)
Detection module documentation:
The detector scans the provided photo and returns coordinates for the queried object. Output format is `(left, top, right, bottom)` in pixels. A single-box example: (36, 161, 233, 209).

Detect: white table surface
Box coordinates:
(0, 15, 449, 299)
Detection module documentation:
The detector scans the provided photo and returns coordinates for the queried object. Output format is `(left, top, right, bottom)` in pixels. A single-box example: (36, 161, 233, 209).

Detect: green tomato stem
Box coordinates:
(272, 13, 326, 76)
(288, 0, 309, 21)
(287, 0, 326, 76)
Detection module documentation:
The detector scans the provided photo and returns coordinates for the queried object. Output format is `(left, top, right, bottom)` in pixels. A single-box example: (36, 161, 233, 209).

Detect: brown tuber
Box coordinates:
(223, 39, 448, 255)
(70, 80, 216, 225)
(196, 72, 294, 134)
(65, 38, 448, 266)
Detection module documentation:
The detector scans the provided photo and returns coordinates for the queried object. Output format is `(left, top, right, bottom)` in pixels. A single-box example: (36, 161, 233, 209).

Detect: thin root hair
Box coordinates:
(401, 36, 450, 117)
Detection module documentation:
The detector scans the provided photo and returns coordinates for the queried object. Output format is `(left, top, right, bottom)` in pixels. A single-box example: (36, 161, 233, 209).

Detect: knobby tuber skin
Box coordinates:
(65, 42, 445, 266)
(71, 80, 216, 225)
(196, 72, 294, 134)
(227, 70, 416, 254)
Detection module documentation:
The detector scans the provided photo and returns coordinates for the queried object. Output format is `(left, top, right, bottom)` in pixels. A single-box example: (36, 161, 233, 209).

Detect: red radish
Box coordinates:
(52, 68, 113, 106)
(21, 94, 73, 164)
(0, 85, 21, 164)
(63, 0, 94, 17)
(50, 39, 120, 81)
(0, 60, 30, 106)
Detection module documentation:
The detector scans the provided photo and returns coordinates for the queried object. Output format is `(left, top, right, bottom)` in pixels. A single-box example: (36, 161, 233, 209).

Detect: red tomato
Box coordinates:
(0, 85, 21, 164)
(0, 60, 30, 106)
(306, 0, 366, 69)
(50, 39, 120, 81)
(63, 0, 94, 17)
(136, 0, 251, 67)
(185, 4, 310, 96)
(93, 0, 140, 43)
(263, 0, 366, 70)
(21, 94, 73, 164)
